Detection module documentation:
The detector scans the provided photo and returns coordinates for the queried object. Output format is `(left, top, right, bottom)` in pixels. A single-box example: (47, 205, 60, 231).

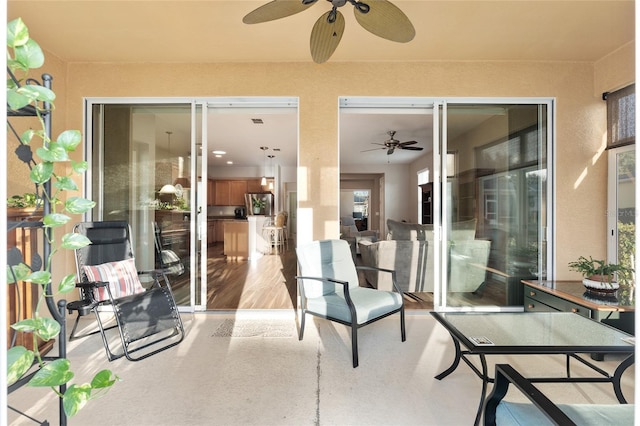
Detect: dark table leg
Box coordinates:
(473, 354, 488, 426)
(435, 332, 461, 380)
(613, 353, 634, 404)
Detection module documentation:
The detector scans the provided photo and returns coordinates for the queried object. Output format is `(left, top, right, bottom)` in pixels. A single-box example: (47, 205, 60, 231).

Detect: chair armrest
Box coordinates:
(295, 275, 349, 288)
(484, 364, 576, 426)
(75, 281, 108, 289)
(355, 265, 403, 295)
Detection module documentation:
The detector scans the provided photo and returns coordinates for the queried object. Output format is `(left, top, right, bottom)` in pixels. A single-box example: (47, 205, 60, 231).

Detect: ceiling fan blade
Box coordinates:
(401, 146, 423, 151)
(398, 140, 418, 146)
(361, 147, 386, 152)
(243, 0, 317, 24)
(310, 10, 345, 64)
(353, 0, 416, 43)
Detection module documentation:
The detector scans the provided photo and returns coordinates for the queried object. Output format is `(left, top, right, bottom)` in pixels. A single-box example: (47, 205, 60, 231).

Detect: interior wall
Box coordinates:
(9, 57, 629, 278)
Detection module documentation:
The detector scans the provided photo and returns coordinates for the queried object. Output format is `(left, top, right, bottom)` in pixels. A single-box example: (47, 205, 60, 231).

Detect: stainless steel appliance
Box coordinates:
(245, 192, 274, 216)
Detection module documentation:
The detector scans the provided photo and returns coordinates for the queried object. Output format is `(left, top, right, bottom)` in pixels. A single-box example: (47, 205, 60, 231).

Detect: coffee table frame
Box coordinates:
(430, 311, 635, 425)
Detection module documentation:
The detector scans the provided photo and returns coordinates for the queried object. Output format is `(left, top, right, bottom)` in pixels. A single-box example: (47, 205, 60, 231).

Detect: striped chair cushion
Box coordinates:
(83, 258, 145, 302)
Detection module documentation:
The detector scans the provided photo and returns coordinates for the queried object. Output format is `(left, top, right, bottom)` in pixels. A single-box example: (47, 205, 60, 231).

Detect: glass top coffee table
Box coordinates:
(431, 311, 635, 425)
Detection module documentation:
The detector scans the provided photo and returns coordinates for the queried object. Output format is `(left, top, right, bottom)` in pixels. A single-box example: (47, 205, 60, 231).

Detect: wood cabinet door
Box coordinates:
(207, 179, 215, 206)
(246, 179, 262, 193)
(214, 220, 225, 242)
(229, 180, 248, 205)
(214, 181, 230, 205)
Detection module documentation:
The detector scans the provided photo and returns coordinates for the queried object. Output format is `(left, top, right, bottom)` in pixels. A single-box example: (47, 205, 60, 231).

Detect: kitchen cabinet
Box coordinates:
(214, 181, 231, 205)
(212, 180, 249, 206)
(224, 221, 249, 259)
(214, 219, 225, 242)
(207, 220, 215, 246)
(229, 180, 248, 205)
(247, 179, 263, 193)
(207, 179, 215, 206)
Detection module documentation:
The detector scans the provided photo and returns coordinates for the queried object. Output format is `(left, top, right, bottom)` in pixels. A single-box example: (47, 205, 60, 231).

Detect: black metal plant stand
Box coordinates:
(7, 71, 68, 426)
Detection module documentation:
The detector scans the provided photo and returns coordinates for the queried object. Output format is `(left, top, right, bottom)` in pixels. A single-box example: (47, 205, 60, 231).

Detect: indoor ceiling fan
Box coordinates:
(363, 130, 424, 155)
(243, 0, 415, 64)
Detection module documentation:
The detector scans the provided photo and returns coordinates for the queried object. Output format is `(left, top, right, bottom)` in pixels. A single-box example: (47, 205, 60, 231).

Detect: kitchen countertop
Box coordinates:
(207, 216, 247, 220)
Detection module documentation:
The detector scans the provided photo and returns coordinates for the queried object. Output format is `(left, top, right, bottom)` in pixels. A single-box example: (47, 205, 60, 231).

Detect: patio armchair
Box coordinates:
(296, 239, 405, 367)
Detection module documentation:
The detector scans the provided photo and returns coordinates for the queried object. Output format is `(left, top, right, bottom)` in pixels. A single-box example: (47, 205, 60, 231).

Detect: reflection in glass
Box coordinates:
(444, 104, 548, 308)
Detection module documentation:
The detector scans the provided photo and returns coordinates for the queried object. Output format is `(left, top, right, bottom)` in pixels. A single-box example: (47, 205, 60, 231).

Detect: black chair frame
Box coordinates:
(297, 264, 406, 368)
(67, 221, 185, 361)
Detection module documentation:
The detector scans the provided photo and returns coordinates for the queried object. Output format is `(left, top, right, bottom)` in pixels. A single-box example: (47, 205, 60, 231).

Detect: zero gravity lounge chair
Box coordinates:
(67, 221, 184, 361)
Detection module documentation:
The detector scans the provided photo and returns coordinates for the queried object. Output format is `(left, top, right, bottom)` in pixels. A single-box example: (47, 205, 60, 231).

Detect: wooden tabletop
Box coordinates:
(522, 280, 634, 312)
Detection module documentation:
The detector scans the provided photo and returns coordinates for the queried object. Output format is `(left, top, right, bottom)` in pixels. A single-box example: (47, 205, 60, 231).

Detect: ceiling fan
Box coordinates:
(243, 0, 415, 64)
(364, 130, 424, 155)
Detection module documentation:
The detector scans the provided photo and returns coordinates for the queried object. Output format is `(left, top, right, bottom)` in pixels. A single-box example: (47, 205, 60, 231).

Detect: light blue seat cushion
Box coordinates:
(497, 402, 634, 425)
(306, 287, 403, 324)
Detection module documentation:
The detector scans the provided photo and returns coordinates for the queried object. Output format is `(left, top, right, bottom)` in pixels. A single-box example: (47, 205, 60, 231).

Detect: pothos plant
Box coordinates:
(6, 18, 118, 417)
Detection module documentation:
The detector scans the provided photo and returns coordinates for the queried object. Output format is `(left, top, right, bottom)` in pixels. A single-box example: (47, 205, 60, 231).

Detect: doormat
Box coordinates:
(211, 319, 294, 338)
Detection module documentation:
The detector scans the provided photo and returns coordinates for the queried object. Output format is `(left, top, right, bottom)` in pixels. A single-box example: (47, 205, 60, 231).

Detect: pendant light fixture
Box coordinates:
(260, 146, 268, 186)
(267, 154, 275, 190)
(159, 131, 177, 194)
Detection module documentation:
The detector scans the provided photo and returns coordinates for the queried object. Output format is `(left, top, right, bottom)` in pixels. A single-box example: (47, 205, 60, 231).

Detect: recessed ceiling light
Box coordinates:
(227, 161, 233, 165)
(215, 154, 222, 158)
(212, 150, 226, 155)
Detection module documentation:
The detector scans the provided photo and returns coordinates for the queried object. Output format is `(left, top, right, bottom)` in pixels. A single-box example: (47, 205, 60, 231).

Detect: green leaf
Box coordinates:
(7, 346, 35, 386)
(26, 270, 51, 285)
(54, 176, 78, 191)
(13, 317, 60, 341)
(37, 143, 69, 162)
(12, 318, 39, 333)
(58, 274, 77, 293)
(16, 84, 51, 104)
(65, 197, 96, 214)
(43, 213, 71, 228)
(57, 130, 82, 152)
(14, 38, 45, 70)
(35, 317, 61, 341)
(7, 263, 31, 283)
(30, 162, 54, 184)
(29, 358, 73, 387)
(61, 233, 92, 250)
(63, 384, 91, 417)
(91, 370, 120, 389)
(7, 18, 29, 49)
(7, 89, 31, 111)
(71, 160, 89, 174)
(20, 128, 36, 144)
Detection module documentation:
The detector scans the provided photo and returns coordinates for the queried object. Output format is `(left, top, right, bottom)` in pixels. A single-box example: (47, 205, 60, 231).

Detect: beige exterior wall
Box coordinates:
(9, 54, 633, 280)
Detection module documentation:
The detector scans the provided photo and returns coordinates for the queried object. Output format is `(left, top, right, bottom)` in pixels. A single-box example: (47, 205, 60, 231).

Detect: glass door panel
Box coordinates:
(442, 103, 549, 309)
(607, 146, 635, 303)
(89, 103, 195, 309)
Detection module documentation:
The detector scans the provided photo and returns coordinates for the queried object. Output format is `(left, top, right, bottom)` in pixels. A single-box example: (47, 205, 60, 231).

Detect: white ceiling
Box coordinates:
(9, 1, 635, 167)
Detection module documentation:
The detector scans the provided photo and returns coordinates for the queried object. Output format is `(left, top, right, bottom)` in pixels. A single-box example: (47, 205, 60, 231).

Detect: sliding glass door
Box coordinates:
(87, 101, 200, 310)
(438, 101, 552, 310)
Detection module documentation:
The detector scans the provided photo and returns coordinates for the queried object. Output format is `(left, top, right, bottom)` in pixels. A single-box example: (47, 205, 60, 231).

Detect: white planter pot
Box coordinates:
(583, 278, 619, 293)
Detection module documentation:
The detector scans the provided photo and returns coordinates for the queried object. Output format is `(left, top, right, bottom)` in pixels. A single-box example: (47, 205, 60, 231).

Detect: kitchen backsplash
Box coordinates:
(207, 205, 243, 217)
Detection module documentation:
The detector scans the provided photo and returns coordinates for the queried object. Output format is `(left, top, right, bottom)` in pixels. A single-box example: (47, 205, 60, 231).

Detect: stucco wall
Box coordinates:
(9, 56, 633, 279)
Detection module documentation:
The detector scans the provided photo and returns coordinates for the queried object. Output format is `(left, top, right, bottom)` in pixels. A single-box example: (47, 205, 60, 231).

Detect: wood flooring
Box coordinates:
(168, 242, 506, 311)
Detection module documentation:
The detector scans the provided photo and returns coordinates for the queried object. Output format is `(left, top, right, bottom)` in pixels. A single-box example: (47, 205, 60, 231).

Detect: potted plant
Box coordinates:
(252, 196, 265, 214)
(568, 255, 633, 292)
